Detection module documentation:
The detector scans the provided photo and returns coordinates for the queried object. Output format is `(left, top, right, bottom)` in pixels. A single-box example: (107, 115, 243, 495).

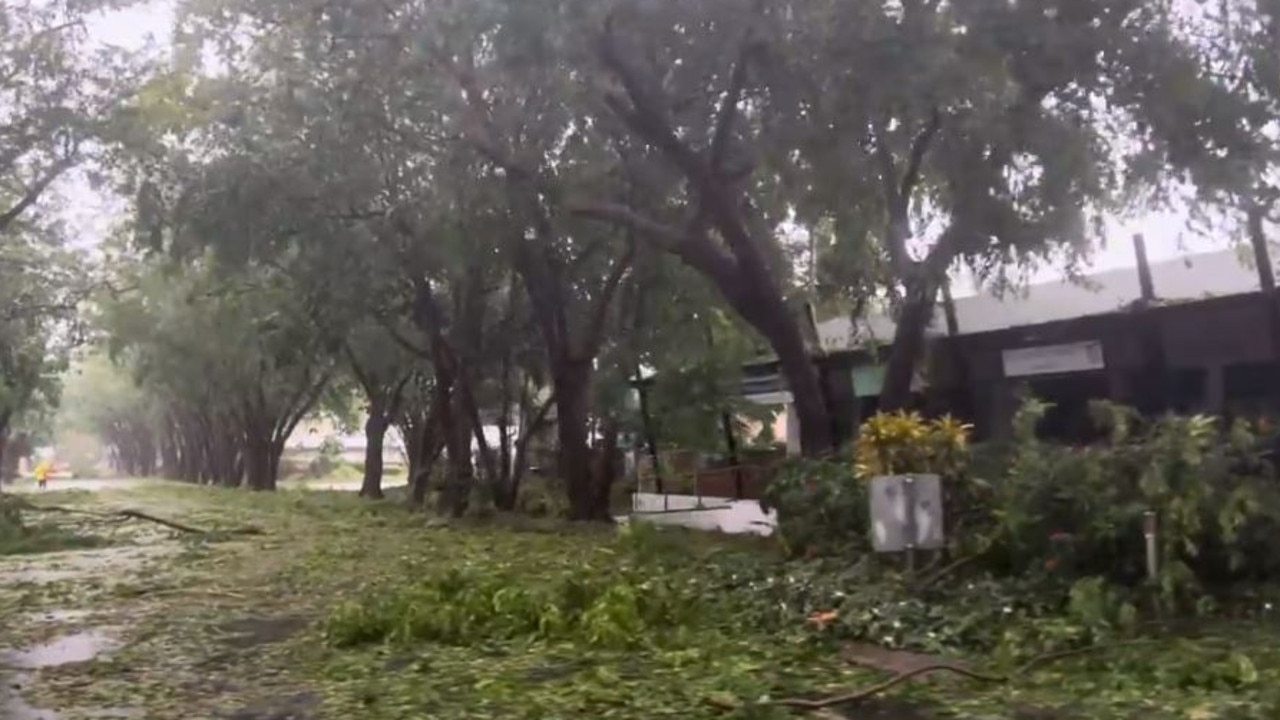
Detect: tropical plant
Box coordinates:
(853, 411, 971, 480)
(975, 400, 1280, 610)
(761, 455, 868, 559)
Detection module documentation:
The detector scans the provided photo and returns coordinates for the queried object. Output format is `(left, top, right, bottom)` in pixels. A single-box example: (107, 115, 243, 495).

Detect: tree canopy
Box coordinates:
(5, 0, 1275, 514)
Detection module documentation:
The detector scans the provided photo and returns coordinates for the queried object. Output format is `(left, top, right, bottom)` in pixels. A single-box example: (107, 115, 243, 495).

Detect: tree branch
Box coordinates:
(775, 664, 1006, 711)
(598, 18, 709, 183)
(900, 107, 942, 206)
(0, 155, 77, 234)
(375, 314, 433, 358)
(709, 38, 756, 172)
(598, 15, 776, 285)
(580, 238, 636, 359)
(570, 201, 742, 293)
(343, 342, 376, 396)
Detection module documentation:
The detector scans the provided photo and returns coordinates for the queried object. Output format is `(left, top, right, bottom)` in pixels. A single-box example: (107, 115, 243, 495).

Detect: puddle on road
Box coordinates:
(1, 628, 138, 720)
(0, 628, 122, 669)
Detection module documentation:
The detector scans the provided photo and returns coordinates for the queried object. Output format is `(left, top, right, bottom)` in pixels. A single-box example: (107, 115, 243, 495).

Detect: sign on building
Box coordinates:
(1002, 340, 1105, 378)
(869, 474, 945, 553)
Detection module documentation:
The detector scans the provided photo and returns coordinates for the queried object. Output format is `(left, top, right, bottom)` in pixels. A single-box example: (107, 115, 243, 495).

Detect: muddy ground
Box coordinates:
(6, 483, 1280, 720)
(1, 484, 343, 720)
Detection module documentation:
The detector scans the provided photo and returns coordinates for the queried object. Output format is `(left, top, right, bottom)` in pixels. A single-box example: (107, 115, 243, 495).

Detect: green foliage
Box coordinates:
(973, 400, 1280, 609)
(0, 496, 106, 556)
(305, 437, 344, 480)
(326, 523, 717, 650)
(325, 564, 703, 651)
(853, 411, 972, 479)
(762, 412, 972, 560)
(514, 480, 569, 519)
(760, 455, 868, 559)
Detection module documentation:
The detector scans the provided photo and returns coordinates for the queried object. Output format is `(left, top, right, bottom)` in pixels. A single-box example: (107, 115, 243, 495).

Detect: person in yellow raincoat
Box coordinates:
(34, 459, 53, 490)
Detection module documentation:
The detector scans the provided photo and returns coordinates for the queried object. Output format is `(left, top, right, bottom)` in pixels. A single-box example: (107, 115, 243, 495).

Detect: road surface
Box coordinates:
(3, 477, 367, 493)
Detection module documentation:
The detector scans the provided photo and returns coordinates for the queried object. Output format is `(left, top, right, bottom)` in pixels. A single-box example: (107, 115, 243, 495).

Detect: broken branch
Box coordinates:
(774, 664, 1006, 711)
(16, 501, 263, 536)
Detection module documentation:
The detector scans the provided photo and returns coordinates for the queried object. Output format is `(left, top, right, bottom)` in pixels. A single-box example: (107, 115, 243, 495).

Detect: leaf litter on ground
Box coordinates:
(3, 483, 1280, 719)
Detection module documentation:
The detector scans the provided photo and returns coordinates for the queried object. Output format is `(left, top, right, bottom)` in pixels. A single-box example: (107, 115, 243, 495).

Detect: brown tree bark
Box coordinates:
(586, 416, 621, 521)
(359, 412, 389, 499)
(438, 389, 474, 517)
(244, 433, 275, 491)
(0, 417, 9, 485)
(879, 274, 941, 412)
(553, 362, 601, 521)
(405, 384, 447, 508)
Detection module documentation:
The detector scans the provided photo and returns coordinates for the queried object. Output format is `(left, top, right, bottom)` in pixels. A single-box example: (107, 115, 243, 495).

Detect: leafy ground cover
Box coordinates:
(0, 493, 109, 557)
(2, 484, 1280, 719)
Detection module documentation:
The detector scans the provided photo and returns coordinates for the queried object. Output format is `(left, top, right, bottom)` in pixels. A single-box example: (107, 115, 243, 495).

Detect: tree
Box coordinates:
(0, 230, 83, 479)
(343, 322, 414, 499)
(55, 351, 159, 477)
(102, 254, 336, 490)
(1, 0, 142, 234)
(763, 0, 1268, 410)
(563, 2, 836, 454)
(170, 0, 649, 518)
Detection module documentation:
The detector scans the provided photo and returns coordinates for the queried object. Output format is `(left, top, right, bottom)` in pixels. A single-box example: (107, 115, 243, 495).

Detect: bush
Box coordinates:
(973, 400, 1280, 608)
(324, 528, 706, 650)
(515, 480, 568, 518)
(305, 437, 344, 479)
(762, 412, 973, 559)
(761, 454, 868, 558)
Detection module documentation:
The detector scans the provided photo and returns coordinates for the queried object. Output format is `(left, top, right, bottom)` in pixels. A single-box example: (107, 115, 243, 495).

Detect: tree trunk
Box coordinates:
(880, 275, 941, 413)
(556, 365, 603, 521)
(635, 377, 664, 493)
(1, 429, 24, 484)
(360, 413, 388, 499)
(586, 417, 621, 521)
(438, 390, 473, 517)
(0, 419, 9, 485)
(1249, 202, 1280, 413)
(244, 434, 275, 491)
(762, 302, 834, 455)
(407, 392, 445, 508)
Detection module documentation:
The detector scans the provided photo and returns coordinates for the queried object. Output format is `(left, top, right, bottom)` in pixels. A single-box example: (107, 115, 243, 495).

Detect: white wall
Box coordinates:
(630, 493, 777, 536)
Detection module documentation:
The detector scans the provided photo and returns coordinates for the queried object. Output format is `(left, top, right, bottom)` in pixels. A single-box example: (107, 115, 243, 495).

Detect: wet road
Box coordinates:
(4, 478, 366, 493)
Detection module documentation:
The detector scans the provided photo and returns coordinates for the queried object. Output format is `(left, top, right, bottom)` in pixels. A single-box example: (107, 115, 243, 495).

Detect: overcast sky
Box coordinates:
(73, 1, 1239, 293)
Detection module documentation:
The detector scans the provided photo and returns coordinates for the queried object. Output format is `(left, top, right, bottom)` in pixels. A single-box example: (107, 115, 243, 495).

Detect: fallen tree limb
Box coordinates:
(1013, 638, 1159, 676)
(774, 664, 1006, 711)
(771, 639, 1165, 716)
(13, 500, 263, 536)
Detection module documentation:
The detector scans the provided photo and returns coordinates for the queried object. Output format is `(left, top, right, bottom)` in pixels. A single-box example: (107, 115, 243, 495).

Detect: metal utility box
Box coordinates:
(869, 474, 944, 552)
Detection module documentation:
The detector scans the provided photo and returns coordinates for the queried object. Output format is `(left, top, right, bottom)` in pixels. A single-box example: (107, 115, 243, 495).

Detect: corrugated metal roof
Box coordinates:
(818, 249, 1262, 351)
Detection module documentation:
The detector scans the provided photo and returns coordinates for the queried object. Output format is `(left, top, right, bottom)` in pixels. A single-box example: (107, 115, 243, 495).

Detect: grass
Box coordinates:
(3, 484, 1280, 719)
(0, 495, 109, 557)
(0, 522, 108, 556)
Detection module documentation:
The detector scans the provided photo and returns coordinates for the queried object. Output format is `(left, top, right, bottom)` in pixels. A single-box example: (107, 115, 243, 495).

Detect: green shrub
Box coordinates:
(0, 496, 107, 556)
(760, 454, 868, 558)
(323, 560, 705, 650)
(515, 480, 568, 518)
(973, 400, 1280, 608)
(305, 437, 344, 479)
